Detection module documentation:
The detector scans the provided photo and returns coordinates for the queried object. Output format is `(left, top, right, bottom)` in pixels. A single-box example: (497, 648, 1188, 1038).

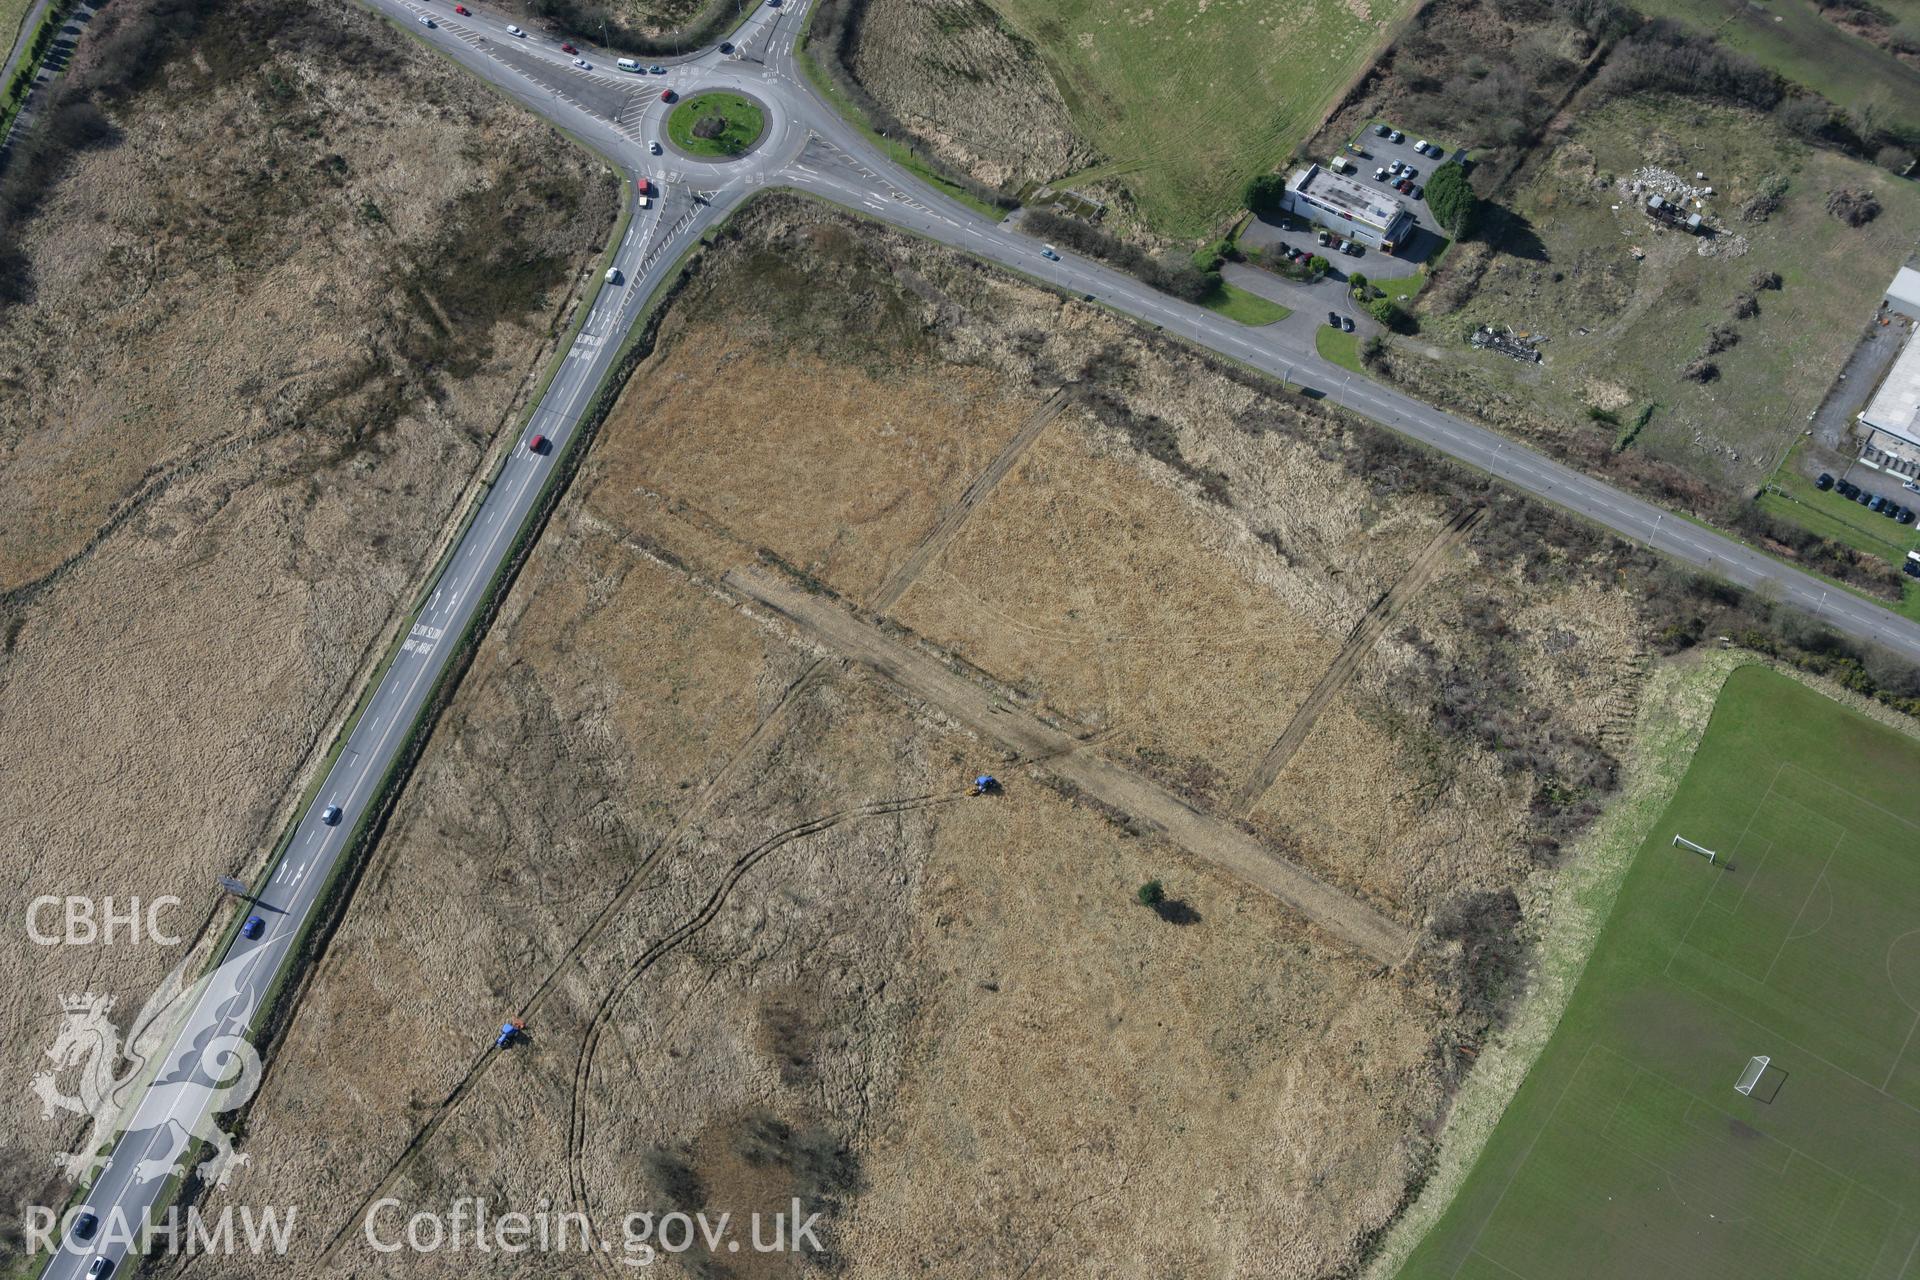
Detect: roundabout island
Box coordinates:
(665, 90, 768, 160)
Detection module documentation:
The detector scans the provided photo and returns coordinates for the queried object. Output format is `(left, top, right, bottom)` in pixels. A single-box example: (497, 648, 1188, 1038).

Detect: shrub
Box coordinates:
(1137, 879, 1165, 907)
(1749, 268, 1782, 291)
(1705, 324, 1740, 354)
(1369, 296, 1415, 333)
(1243, 173, 1289, 216)
(1424, 161, 1478, 235)
(1023, 208, 1219, 302)
(1682, 357, 1720, 383)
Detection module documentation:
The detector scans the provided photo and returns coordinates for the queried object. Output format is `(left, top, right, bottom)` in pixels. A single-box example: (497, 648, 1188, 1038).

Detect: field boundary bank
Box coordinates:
(1356, 646, 1920, 1278)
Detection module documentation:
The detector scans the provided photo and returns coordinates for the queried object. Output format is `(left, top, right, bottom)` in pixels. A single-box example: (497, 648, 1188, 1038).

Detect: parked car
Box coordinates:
(1346, 240, 1363, 256)
(1859, 490, 1876, 506)
(1316, 229, 1330, 245)
(1414, 139, 1428, 153)
(1403, 166, 1418, 181)
(1412, 184, 1423, 201)
(1374, 123, 1390, 137)
(1906, 478, 1920, 493)
(1900, 507, 1915, 524)
(1427, 146, 1445, 161)
(505, 23, 524, 35)
(1884, 501, 1901, 518)
(1869, 495, 1885, 511)
(1328, 310, 1341, 326)
(1388, 160, 1402, 176)
(1397, 179, 1413, 195)
(243, 916, 265, 940)
(1374, 167, 1388, 181)
(1342, 315, 1354, 332)
(1816, 472, 1834, 489)
(1839, 480, 1859, 497)
(1389, 129, 1404, 143)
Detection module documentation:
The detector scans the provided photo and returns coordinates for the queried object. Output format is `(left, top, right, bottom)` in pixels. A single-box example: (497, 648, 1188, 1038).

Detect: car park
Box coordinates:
(505, 23, 523, 36)
(243, 916, 264, 940)
(1816, 472, 1834, 489)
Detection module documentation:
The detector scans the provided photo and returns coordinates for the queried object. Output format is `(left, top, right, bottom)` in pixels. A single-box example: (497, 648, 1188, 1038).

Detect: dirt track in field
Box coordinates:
(728, 564, 1416, 965)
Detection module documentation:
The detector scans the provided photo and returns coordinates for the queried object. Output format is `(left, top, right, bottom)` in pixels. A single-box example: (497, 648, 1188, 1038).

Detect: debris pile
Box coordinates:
(1470, 325, 1543, 362)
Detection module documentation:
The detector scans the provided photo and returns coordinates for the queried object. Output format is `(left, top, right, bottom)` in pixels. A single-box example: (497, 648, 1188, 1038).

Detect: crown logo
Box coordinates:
(59, 993, 111, 1015)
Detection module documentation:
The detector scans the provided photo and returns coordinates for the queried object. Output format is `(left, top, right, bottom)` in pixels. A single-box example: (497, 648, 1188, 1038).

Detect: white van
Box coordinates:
(635, 195, 652, 210)
(617, 57, 641, 72)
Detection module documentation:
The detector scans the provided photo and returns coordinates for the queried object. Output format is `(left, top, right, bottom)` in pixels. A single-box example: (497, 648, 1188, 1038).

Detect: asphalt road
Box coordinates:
(41, 0, 1920, 1273)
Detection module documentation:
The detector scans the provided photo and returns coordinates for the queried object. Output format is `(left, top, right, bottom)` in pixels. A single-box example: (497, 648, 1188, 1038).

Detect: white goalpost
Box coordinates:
(1735, 1055, 1770, 1096)
(1673, 834, 1718, 864)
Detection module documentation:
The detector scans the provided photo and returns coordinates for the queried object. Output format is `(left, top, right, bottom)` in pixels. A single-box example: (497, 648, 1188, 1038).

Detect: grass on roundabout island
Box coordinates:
(666, 91, 766, 159)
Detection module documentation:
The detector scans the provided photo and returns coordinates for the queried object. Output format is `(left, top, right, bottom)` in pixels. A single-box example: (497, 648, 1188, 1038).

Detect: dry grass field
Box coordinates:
(0, 0, 615, 1230)
(196, 195, 1670, 1278)
(843, 0, 1098, 192)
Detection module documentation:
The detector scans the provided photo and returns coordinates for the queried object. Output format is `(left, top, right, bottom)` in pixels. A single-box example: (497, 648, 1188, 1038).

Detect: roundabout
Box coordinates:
(664, 89, 770, 161)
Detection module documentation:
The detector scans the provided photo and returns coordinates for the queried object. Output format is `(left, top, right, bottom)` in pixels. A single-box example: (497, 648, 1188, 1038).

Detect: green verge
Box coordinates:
(1316, 323, 1365, 374)
(793, 24, 1006, 220)
(1394, 663, 1920, 1280)
(666, 90, 765, 158)
(1201, 282, 1289, 326)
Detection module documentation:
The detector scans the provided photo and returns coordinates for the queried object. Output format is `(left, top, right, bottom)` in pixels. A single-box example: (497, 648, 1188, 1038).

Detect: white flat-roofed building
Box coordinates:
(1862, 327, 1920, 451)
(1886, 266, 1920, 322)
(1282, 164, 1415, 252)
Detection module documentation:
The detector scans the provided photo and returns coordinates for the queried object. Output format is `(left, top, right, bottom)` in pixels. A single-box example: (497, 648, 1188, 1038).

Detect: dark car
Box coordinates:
(1858, 490, 1875, 505)
(1373, 123, 1389, 137)
(1884, 501, 1901, 518)
(1838, 480, 1859, 498)
(1412, 184, 1424, 201)
(659, 88, 674, 102)
(71, 1212, 98, 1242)
(1329, 311, 1341, 327)
(243, 916, 265, 940)
(1342, 315, 1354, 332)
(1816, 472, 1834, 490)
(719, 41, 733, 53)
(1900, 507, 1916, 524)
(1870, 495, 1886, 511)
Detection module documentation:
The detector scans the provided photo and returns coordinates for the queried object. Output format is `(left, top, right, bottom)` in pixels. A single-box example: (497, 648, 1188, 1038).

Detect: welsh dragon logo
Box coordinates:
(31, 953, 263, 1189)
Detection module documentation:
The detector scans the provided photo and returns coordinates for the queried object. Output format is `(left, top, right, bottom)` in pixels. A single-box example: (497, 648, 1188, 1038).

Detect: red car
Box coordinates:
(529, 433, 547, 454)
(560, 42, 577, 53)
(453, 4, 468, 12)
(635, 176, 653, 195)
(660, 88, 674, 102)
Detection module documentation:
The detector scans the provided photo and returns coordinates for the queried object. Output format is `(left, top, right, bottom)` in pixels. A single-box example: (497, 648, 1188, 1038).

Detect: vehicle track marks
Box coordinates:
(1227, 504, 1486, 817)
(726, 565, 1415, 964)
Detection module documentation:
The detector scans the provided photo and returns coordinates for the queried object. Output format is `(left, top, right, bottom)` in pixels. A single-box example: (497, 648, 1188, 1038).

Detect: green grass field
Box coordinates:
(666, 91, 765, 158)
(1400, 665, 1920, 1280)
(990, 0, 1416, 236)
(1317, 323, 1364, 374)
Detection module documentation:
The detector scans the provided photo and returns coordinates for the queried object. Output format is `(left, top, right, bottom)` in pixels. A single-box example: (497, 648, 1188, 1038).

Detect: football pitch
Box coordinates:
(1400, 665, 1920, 1280)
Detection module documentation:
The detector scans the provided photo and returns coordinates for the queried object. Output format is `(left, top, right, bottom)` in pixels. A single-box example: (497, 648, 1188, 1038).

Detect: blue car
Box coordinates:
(243, 916, 265, 940)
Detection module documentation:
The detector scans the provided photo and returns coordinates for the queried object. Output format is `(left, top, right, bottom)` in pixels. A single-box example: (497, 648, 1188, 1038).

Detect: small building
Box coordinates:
(1886, 265, 1920, 322)
(1282, 164, 1413, 253)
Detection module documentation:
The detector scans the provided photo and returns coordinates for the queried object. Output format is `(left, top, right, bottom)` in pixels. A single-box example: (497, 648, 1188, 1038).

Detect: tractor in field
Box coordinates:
(496, 1020, 525, 1050)
(968, 774, 999, 797)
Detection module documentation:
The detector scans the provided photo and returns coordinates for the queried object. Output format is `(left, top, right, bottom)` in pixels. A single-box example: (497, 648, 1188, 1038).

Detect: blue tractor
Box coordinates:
(495, 1020, 524, 1050)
